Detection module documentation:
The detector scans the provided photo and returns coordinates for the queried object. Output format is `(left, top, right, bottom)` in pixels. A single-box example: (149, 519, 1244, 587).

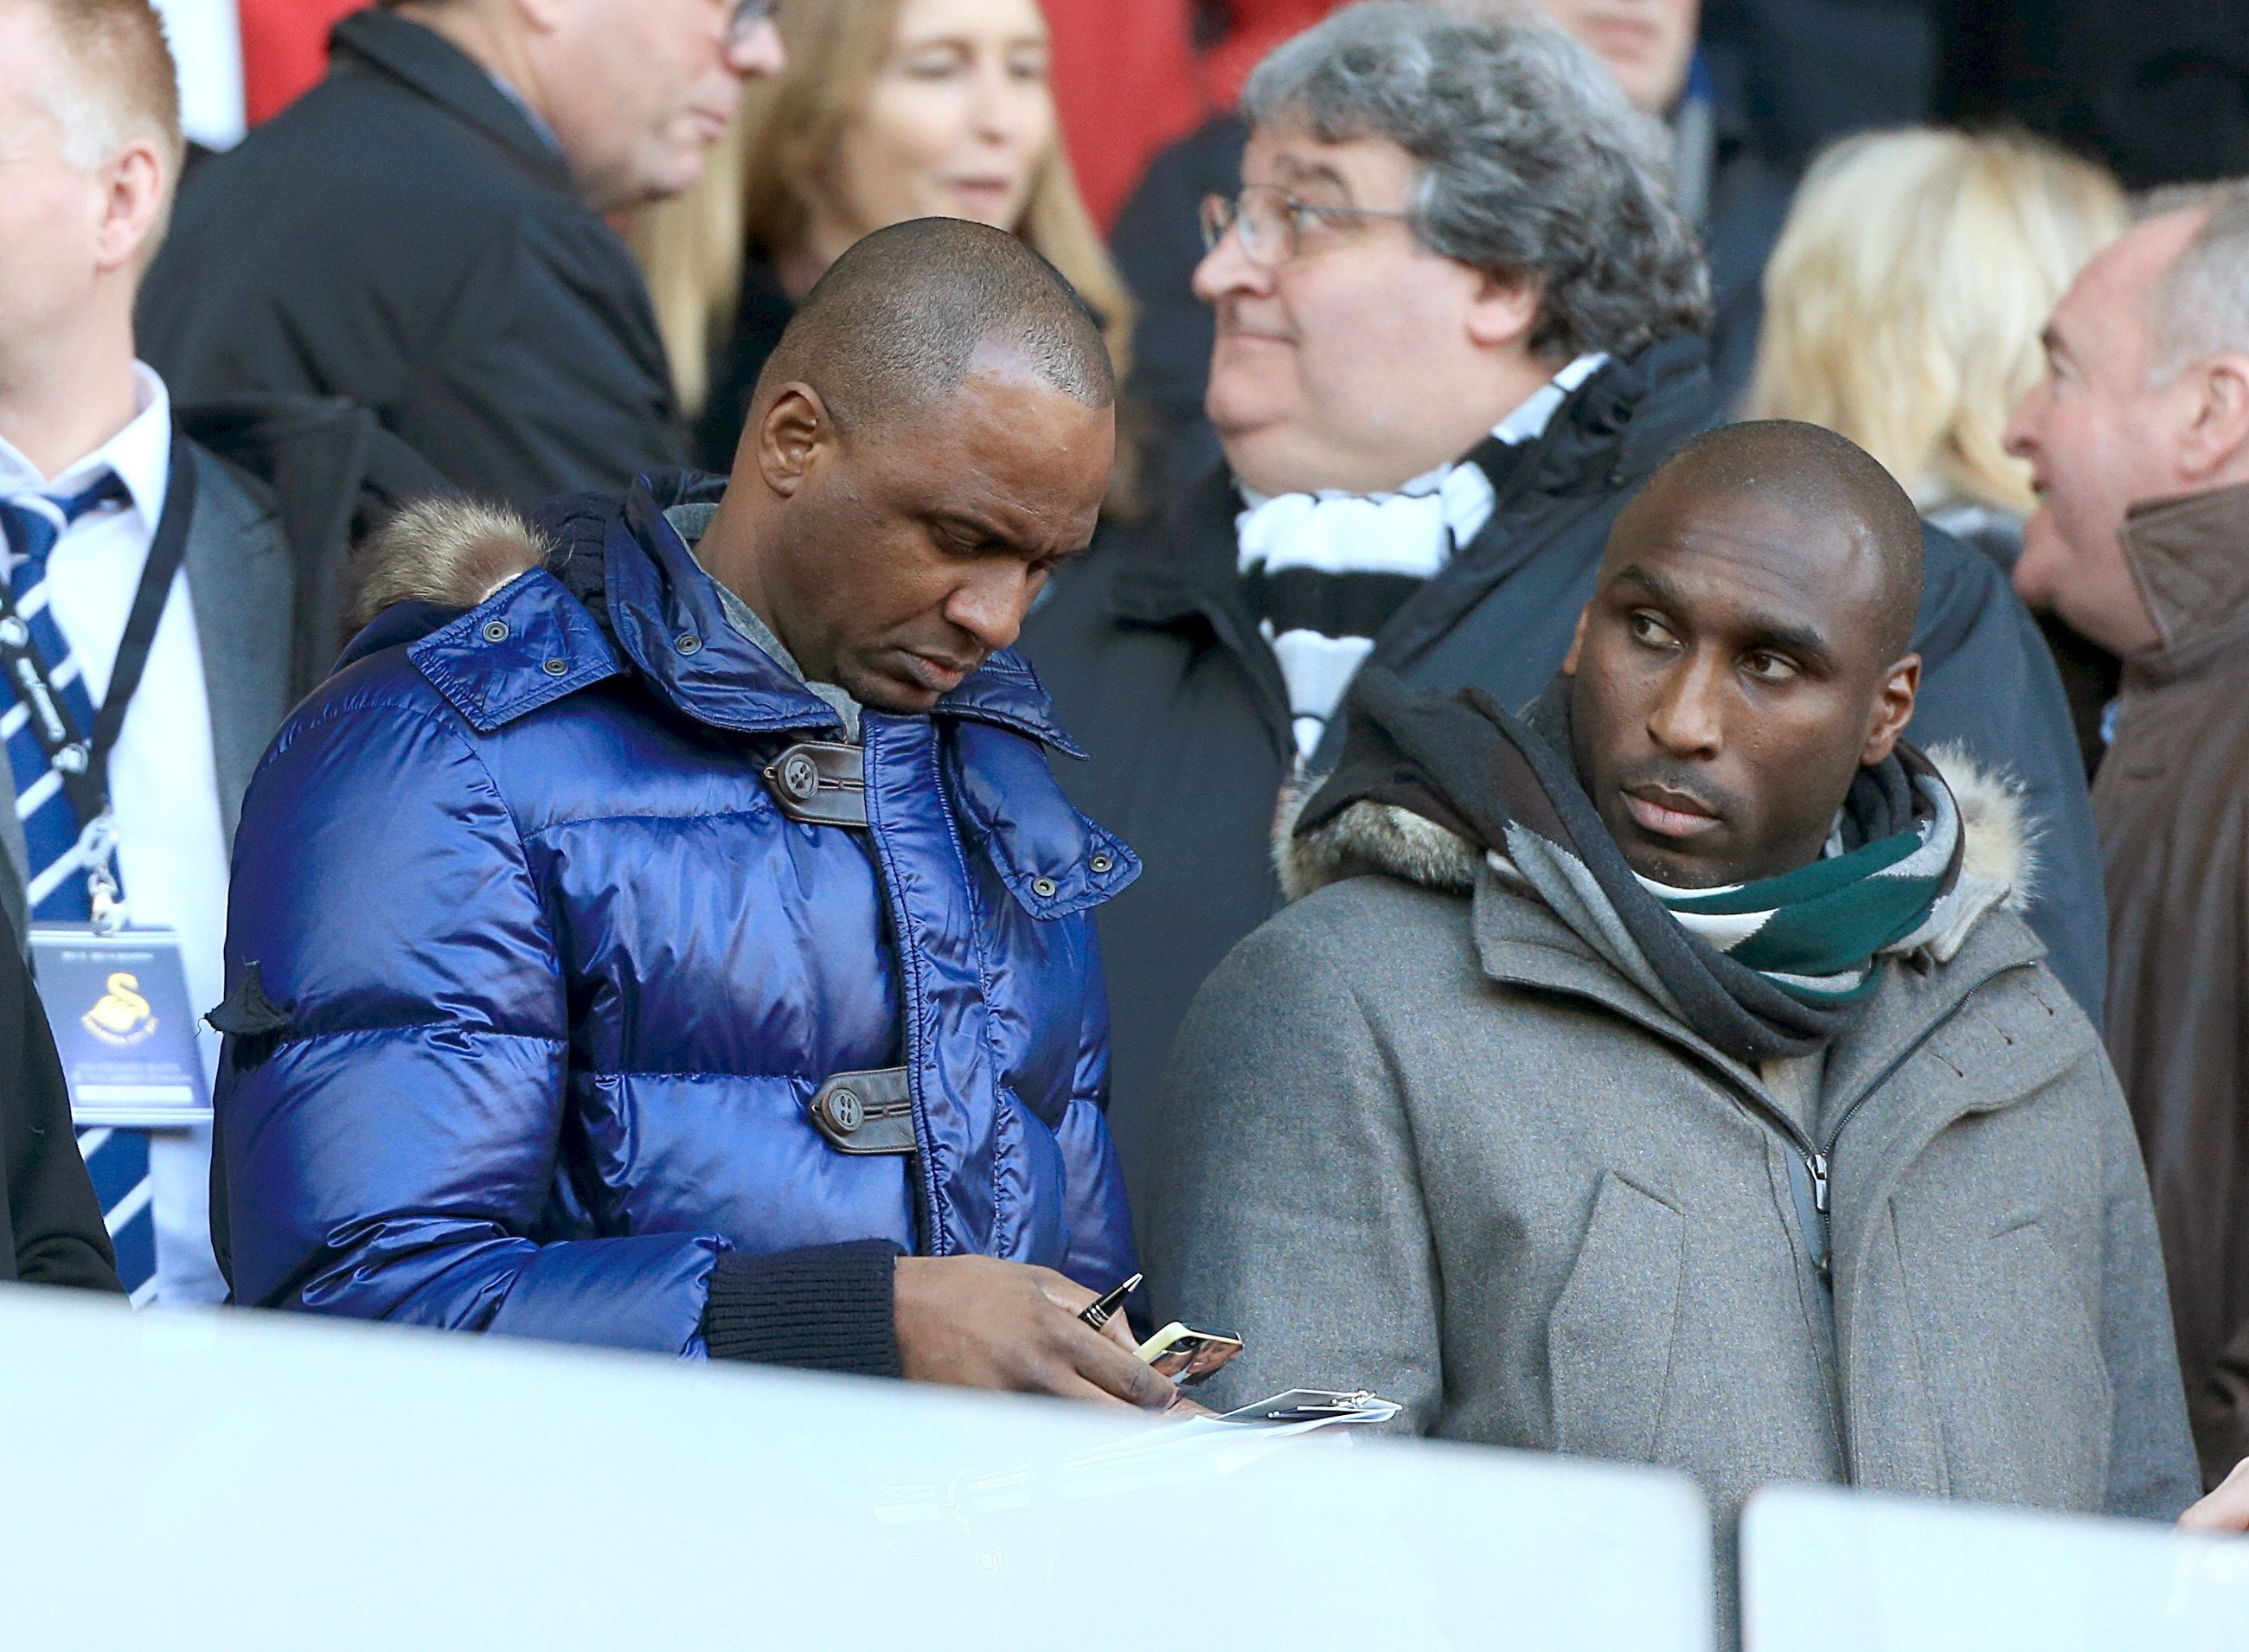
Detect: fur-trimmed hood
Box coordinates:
(346, 498, 551, 629)
(1279, 740, 2037, 939)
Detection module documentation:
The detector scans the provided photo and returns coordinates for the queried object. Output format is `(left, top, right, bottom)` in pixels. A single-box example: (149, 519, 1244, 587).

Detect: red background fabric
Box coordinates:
(1041, 0, 1202, 227)
(237, 0, 368, 126)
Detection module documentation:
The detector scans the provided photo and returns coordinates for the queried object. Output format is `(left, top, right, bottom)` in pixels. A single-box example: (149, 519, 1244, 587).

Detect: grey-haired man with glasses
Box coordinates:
(1022, 0, 2109, 1219)
(141, 0, 784, 510)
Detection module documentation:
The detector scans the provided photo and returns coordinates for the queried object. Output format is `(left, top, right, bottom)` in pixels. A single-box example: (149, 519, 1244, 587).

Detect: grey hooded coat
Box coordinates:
(1149, 754, 2197, 1540)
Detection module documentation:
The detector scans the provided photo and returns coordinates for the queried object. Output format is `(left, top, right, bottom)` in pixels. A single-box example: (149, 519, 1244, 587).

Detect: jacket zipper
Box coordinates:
(1791, 990, 1983, 1287)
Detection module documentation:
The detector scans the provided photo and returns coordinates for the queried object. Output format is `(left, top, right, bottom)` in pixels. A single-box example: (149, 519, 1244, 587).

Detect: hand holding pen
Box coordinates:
(1077, 1271, 1140, 1332)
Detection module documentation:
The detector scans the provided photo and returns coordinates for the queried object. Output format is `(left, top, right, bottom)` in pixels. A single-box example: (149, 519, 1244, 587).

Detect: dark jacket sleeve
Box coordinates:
(701, 1240, 900, 1376)
(1, 914, 122, 1292)
(1906, 523, 2109, 1025)
(2190, 1316, 2249, 1490)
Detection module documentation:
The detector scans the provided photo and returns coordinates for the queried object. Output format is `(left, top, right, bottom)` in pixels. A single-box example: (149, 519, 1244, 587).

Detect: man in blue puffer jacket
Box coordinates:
(208, 221, 1175, 1407)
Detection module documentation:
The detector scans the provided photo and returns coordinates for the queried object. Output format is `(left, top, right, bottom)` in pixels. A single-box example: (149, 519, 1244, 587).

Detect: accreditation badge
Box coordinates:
(29, 925, 210, 1127)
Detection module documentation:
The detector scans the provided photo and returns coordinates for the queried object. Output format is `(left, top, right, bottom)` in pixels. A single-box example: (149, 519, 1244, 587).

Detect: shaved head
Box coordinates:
(701, 216, 1117, 718)
(1624, 420, 1925, 661)
(751, 216, 1115, 439)
(1565, 419, 1926, 887)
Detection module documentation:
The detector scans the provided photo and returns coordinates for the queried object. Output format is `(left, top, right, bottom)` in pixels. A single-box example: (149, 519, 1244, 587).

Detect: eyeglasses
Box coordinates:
(730, 0, 781, 42)
(1199, 184, 1415, 266)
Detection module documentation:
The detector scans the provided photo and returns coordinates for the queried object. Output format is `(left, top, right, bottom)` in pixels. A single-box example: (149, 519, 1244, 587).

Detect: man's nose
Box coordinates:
(2003, 379, 2046, 460)
(945, 566, 1035, 654)
(1645, 651, 1726, 758)
(1192, 222, 1269, 306)
(727, 18, 786, 78)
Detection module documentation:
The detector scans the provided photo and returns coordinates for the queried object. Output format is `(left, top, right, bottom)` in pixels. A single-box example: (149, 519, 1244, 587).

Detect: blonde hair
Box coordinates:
(18, 0, 183, 254)
(1746, 128, 2126, 516)
(627, 0, 1133, 421)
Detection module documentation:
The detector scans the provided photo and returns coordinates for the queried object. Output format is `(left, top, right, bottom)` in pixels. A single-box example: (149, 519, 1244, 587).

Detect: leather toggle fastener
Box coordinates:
(808, 1066, 916, 1156)
(762, 740, 868, 828)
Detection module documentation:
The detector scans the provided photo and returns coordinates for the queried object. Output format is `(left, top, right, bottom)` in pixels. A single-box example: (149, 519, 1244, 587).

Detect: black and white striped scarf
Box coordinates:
(1236, 353, 1608, 765)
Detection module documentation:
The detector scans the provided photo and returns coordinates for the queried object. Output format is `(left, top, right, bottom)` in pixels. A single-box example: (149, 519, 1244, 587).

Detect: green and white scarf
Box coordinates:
(1637, 778, 1964, 1008)
(1298, 669, 1981, 1061)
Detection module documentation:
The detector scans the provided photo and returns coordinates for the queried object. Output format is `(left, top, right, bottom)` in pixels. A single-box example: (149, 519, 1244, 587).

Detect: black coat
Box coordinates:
(695, 253, 799, 473)
(140, 11, 688, 511)
(1, 911, 119, 1292)
(1022, 336, 2108, 1209)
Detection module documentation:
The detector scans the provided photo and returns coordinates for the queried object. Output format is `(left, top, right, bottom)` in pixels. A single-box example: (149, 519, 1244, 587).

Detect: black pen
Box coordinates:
(1079, 1271, 1142, 1330)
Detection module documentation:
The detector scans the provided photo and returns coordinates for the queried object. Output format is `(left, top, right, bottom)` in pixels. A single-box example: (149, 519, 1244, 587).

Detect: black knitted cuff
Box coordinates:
(701, 1240, 902, 1378)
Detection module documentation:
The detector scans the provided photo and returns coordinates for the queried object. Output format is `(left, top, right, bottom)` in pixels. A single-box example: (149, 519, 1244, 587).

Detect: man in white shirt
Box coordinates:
(0, 0, 363, 1303)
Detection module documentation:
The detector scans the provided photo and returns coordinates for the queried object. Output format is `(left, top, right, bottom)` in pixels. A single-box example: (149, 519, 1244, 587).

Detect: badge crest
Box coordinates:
(82, 970, 159, 1047)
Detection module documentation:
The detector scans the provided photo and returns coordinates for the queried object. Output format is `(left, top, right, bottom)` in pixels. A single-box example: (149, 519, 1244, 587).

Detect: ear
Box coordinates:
(1464, 268, 1541, 353)
(1561, 604, 1589, 676)
(93, 137, 167, 275)
(751, 383, 836, 498)
(2177, 353, 2249, 484)
(1859, 653, 1921, 766)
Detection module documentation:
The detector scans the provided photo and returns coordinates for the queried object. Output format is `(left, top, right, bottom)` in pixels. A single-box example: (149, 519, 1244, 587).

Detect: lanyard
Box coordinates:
(0, 431, 195, 922)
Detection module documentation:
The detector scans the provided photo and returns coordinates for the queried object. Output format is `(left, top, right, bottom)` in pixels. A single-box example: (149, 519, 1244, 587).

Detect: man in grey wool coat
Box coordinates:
(1150, 421, 2199, 1561)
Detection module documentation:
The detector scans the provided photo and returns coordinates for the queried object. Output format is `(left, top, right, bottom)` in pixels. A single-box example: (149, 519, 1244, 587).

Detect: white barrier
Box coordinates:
(1740, 1482, 2249, 1651)
(0, 1284, 1713, 1650)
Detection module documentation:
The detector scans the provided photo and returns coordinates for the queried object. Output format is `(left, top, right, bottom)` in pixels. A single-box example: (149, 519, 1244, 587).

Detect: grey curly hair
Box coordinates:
(1242, 1, 1710, 361)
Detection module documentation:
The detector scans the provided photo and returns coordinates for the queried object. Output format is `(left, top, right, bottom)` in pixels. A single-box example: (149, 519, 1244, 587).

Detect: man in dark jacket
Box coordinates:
(139, 0, 783, 511)
(2006, 181, 2249, 1489)
(3, 908, 119, 1294)
(1028, 2, 2105, 1210)
(214, 222, 1174, 1406)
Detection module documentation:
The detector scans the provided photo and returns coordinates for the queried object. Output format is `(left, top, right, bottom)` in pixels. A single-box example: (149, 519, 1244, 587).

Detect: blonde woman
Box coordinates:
(1747, 126, 2127, 774)
(1748, 128, 2126, 566)
(630, 0, 1133, 476)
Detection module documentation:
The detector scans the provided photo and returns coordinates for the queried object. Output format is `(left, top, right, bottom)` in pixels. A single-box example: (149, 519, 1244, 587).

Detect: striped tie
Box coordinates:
(0, 471, 129, 919)
(0, 472, 156, 1300)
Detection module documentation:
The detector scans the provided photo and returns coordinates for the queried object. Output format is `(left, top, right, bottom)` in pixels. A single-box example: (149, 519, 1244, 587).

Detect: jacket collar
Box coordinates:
(410, 474, 1085, 752)
(2118, 479, 2249, 673)
(1457, 334, 1714, 523)
(1470, 862, 2056, 1194)
(330, 10, 574, 192)
(1470, 861, 2038, 1106)
(181, 443, 293, 846)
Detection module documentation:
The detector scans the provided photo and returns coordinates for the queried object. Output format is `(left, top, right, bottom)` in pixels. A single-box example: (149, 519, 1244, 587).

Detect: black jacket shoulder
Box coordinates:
(0, 910, 120, 1292)
(140, 11, 686, 509)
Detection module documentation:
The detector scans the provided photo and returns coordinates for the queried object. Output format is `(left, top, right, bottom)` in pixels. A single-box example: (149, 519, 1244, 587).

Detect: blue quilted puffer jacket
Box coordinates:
(213, 474, 1140, 1354)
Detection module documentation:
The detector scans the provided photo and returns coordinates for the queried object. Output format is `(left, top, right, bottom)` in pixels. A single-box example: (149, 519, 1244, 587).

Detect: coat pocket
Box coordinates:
(1547, 1170, 1685, 1463)
(1906, 1214, 2113, 1509)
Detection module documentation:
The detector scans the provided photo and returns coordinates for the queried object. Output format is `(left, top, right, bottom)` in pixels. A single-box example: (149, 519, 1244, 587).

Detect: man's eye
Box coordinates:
(1627, 612, 1676, 648)
(1743, 651, 1798, 682)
